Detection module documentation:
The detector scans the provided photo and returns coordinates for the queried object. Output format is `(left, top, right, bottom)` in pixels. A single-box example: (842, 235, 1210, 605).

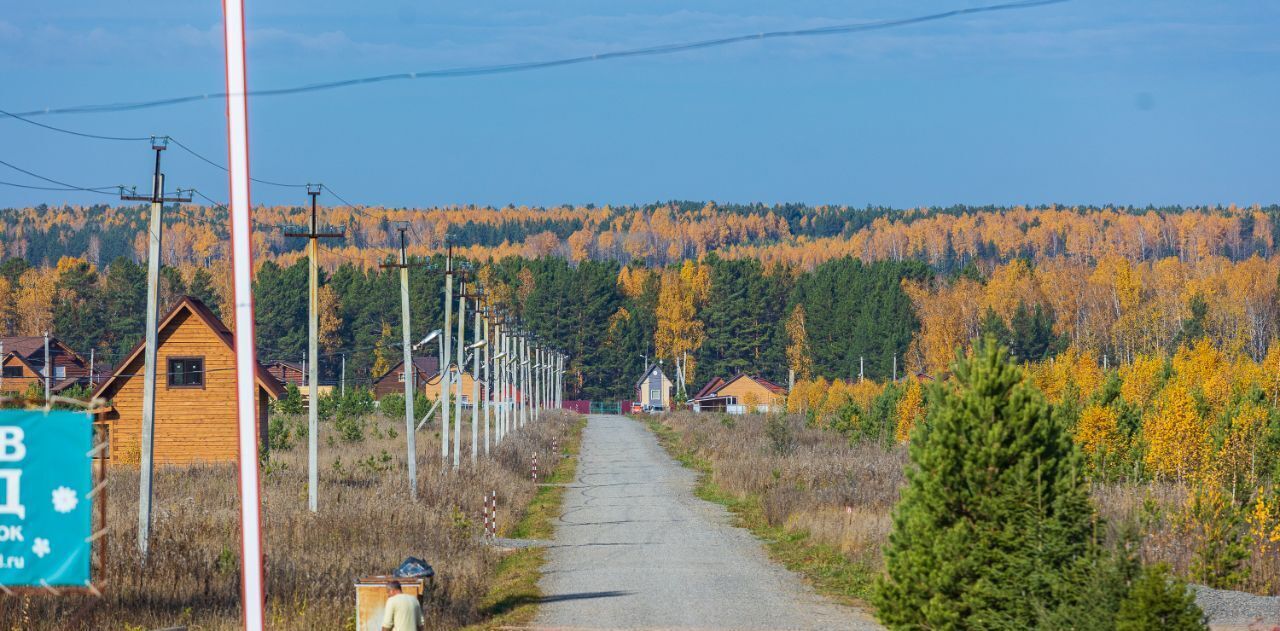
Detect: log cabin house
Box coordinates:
(690, 373, 788, 414)
(264, 360, 306, 388)
(372, 357, 480, 406)
(0, 335, 95, 396)
(92, 296, 286, 465)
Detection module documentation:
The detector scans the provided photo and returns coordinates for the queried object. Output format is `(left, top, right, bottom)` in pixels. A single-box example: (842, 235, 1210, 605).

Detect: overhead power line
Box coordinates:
(0, 157, 120, 196)
(13, 0, 1066, 118)
(0, 106, 151, 141)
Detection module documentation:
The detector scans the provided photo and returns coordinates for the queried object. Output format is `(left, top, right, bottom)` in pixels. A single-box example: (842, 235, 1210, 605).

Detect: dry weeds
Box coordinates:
(1, 410, 578, 630)
(658, 411, 1280, 598)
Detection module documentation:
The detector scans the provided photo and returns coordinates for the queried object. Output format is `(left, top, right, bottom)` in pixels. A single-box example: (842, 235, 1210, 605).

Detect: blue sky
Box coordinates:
(1, 1, 1277, 209)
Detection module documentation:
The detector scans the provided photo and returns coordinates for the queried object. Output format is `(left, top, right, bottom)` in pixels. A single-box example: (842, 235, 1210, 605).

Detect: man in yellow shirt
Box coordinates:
(381, 580, 425, 631)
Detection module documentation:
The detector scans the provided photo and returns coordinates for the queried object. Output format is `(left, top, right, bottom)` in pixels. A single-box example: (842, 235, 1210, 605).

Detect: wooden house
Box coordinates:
(0, 335, 94, 396)
(690, 373, 787, 414)
(264, 360, 306, 388)
(372, 357, 479, 406)
(635, 364, 672, 411)
(92, 296, 286, 465)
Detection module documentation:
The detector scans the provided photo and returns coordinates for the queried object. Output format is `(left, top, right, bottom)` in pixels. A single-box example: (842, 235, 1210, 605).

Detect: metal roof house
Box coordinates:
(689, 373, 788, 414)
(635, 363, 672, 412)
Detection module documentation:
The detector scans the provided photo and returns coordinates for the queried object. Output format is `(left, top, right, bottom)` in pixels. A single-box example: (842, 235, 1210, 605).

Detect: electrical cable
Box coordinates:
(13, 0, 1067, 118)
(0, 107, 150, 141)
(0, 157, 120, 196)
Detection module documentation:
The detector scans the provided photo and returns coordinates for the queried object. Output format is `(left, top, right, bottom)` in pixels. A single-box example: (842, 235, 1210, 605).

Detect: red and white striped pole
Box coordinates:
(531, 453, 538, 484)
(489, 490, 497, 538)
(220, 0, 266, 627)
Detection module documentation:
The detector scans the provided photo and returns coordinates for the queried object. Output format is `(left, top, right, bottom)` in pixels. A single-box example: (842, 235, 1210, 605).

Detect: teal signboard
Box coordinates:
(0, 410, 94, 588)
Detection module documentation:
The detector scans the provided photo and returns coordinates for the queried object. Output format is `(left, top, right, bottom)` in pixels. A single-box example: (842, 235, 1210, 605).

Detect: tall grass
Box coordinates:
(655, 411, 1280, 600)
(3, 410, 578, 630)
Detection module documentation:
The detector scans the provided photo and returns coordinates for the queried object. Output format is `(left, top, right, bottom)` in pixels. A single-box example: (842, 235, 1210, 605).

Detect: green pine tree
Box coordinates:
(873, 338, 1096, 628)
(1115, 564, 1207, 631)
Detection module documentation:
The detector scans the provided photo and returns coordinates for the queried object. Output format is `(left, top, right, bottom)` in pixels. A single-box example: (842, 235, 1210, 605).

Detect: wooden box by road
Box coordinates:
(354, 576, 428, 631)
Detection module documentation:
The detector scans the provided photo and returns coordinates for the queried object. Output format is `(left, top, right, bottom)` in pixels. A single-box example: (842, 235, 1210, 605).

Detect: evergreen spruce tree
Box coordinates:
(1115, 564, 1207, 631)
(873, 338, 1096, 628)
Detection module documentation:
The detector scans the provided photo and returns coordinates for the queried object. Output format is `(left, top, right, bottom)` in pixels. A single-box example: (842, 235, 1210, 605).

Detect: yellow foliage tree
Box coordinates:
(1075, 404, 1121, 456)
(1120, 353, 1164, 406)
(655, 267, 705, 385)
(371, 321, 395, 377)
(785, 304, 813, 380)
(1143, 383, 1210, 480)
(1172, 338, 1232, 412)
(895, 378, 924, 442)
(317, 285, 343, 354)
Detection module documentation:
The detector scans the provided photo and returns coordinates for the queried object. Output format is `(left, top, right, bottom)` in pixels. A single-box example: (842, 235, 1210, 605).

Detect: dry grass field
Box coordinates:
(2, 409, 579, 631)
(652, 411, 1280, 601)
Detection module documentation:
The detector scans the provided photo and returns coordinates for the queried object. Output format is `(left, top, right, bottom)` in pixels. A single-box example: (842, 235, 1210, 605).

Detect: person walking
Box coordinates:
(381, 580, 425, 631)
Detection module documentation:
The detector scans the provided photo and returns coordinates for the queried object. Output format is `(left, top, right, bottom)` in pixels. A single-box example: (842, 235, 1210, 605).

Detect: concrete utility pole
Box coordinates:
(120, 137, 190, 559)
(453, 277, 467, 470)
(494, 322, 504, 440)
(285, 184, 344, 513)
(470, 305, 482, 465)
(521, 335, 530, 427)
(494, 318, 502, 441)
(340, 354, 346, 395)
(380, 228, 422, 500)
(440, 243, 453, 467)
(482, 309, 492, 456)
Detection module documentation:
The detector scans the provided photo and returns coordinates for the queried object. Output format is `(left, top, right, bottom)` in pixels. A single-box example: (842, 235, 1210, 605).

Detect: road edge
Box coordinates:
(463, 414, 588, 631)
(639, 414, 880, 613)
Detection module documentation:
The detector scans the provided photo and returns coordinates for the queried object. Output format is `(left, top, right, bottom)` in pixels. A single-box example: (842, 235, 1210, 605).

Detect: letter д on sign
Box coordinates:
(0, 409, 93, 588)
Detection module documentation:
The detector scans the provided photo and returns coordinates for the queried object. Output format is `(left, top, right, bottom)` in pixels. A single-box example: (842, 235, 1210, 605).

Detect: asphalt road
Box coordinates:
(532, 414, 881, 631)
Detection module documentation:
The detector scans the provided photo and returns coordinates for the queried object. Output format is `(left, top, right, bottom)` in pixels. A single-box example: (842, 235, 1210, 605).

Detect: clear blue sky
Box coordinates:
(2, 1, 1277, 209)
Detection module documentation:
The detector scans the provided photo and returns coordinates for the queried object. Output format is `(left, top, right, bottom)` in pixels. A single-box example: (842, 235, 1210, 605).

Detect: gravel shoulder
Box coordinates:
(532, 414, 880, 630)
(1195, 584, 1280, 630)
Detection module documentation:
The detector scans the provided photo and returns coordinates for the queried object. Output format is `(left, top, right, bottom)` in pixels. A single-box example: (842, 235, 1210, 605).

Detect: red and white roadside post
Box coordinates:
(221, 0, 267, 628)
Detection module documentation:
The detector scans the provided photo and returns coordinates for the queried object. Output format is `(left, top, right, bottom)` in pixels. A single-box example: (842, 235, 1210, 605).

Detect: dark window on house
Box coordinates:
(2, 366, 22, 378)
(168, 357, 204, 388)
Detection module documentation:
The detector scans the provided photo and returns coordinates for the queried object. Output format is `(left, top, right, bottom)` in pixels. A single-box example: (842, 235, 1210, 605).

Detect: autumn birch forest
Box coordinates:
(7, 200, 1280, 596)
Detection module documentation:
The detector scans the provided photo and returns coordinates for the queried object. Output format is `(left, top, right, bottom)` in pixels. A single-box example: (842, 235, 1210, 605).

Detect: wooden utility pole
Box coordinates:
(381, 228, 424, 500)
(285, 184, 343, 513)
(120, 137, 191, 559)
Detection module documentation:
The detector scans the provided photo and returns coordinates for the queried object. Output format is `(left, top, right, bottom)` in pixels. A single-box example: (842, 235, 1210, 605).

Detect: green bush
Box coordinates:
(267, 415, 294, 451)
(334, 414, 365, 443)
(1116, 564, 1207, 631)
(274, 384, 304, 415)
(377, 391, 431, 423)
(380, 393, 406, 419)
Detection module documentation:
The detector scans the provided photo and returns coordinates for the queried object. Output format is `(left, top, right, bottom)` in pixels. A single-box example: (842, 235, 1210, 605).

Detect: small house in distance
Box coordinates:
(371, 357, 480, 406)
(264, 360, 306, 388)
(635, 363, 672, 412)
(690, 373, 787, 414)
(0, 335, 95, 396)
(93, 296, 286, 465)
